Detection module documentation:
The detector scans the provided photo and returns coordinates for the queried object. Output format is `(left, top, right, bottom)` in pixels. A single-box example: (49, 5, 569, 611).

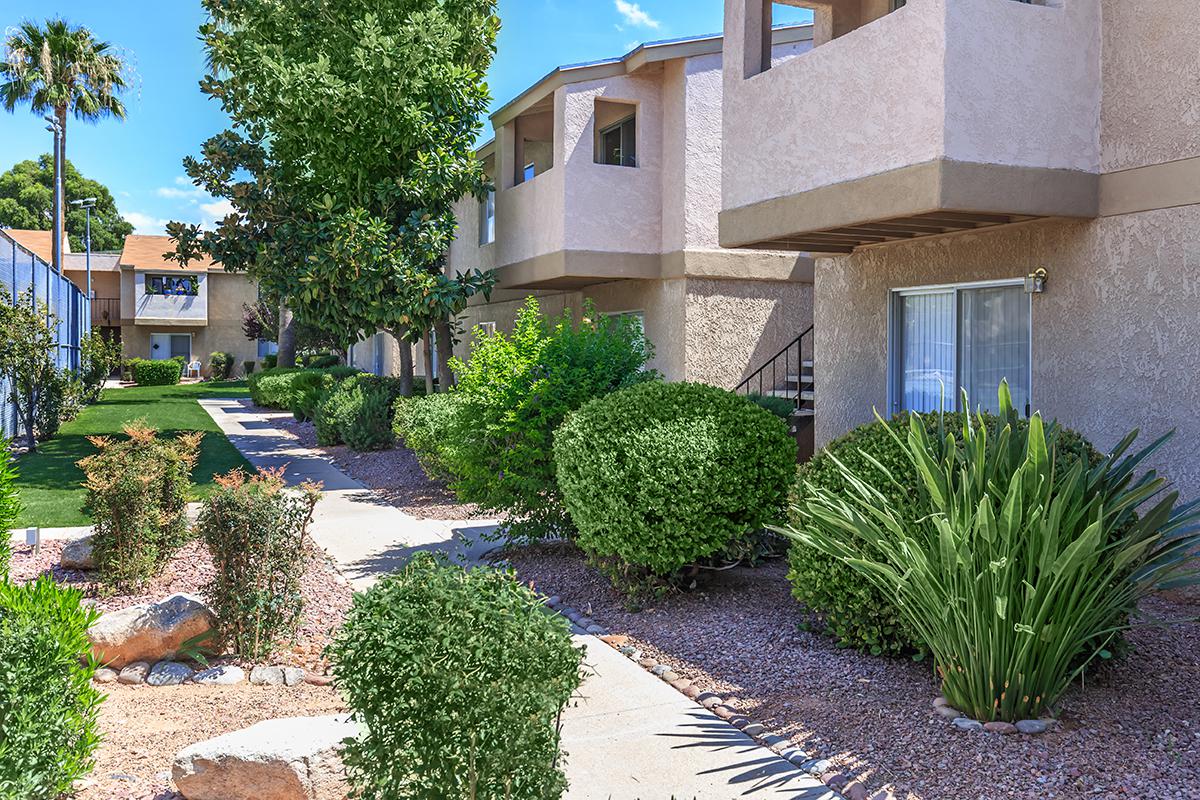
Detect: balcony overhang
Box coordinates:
(719, 159, 1099, 254)
(494, 250, 662, 290)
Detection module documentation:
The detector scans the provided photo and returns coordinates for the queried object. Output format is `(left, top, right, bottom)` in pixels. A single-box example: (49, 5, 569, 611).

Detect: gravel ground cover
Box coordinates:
(254, 401, 485, 521)
(507, 543, 1200, 800)
(9, 538, 353, 671)
(76, 683, 346, 800)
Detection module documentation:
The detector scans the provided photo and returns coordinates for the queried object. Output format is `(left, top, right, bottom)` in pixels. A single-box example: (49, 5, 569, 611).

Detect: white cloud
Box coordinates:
(124, 211, 172, 236)
(615, 1, 659, 29)
(199, 199, 236, 229)
(156, 186, 204, 200)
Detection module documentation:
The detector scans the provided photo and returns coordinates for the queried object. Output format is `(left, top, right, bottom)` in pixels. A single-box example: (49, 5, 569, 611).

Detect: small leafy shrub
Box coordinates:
(393, 393, 470, 481)
(128, 358, 182, 386)
(248, 366, 359, 410)
(0, 576, 103, 799)
(303, 352, 340, 369)
(329, 552, 582, 800)
(243, 360, 256, 375)
(78, 330, 122, 404)
(263, 353, 278, 369)
(33, 368, 71, 441)
(78, 422, 201, 592)
(208, 351, 235, 381)
(745, 393, 796, 420)
(0, 289, 61, 451)
(288, 372, 337, 422)
(786, 407, 1103, 657)
(449, 298, 656, 540)
(780, 384, 1200, 722)
(555, 382, 795, 587)
(196, 469, 320, 660)
(0, 446, 18, 576)
(314, 374, 405, 451)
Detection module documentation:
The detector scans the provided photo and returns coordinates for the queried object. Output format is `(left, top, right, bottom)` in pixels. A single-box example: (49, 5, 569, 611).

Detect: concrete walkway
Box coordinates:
(200, 398, 838, 800)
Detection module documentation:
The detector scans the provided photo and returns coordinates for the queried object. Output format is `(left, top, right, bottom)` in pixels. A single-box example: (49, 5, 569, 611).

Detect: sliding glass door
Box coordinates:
(890, 280, 1031, 416)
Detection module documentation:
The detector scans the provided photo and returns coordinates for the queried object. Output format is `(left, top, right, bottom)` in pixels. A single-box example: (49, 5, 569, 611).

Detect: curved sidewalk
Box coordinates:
(200, 398, 839, 800)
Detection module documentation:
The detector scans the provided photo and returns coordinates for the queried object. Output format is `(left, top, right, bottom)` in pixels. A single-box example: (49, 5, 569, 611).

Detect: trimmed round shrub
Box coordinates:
(787, 412, 1104, 657)
(129, 358, 182, 386)
(329, 552, 582, 800)
(555, 382, 796, 577)
(0, 576, 103, 799)
(393, 393, 470, 481)
(303, 353, 340, 369)
(248, 366, 359, 410)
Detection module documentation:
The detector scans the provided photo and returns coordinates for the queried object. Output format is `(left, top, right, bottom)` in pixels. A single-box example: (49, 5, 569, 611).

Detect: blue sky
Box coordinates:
(1, 1, 811, 237)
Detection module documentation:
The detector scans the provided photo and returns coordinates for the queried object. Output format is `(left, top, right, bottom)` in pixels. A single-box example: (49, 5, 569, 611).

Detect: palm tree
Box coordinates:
(1, 18, 129, 250)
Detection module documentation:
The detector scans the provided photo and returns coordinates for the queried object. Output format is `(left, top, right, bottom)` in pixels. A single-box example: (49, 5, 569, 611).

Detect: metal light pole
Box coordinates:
(69, 197, 97, 298)
(44, 116, 64, 274)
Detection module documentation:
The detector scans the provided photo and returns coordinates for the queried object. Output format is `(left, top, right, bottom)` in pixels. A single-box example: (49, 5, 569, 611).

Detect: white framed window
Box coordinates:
(478, 190, 495, 246)
(888, 279, 1032, 417)
(476, 321, 497, 338)
(596, 113, 637, 168)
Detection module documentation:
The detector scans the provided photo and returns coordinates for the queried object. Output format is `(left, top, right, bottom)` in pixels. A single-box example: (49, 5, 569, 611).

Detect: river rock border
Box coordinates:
(533, 588, 889, 800)
(94, 661, 333, 689)
(932, 696, 1057, 735)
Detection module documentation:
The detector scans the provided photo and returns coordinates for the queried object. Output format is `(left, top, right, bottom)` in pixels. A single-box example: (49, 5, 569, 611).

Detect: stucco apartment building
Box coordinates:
(447, 28, 817, 390)
(720, 0, 1200, 496)
(6, 229, 262, 377)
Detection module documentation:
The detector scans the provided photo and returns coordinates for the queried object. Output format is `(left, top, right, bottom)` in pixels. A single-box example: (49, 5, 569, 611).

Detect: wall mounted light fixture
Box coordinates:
(1025, 267, 1048, 294)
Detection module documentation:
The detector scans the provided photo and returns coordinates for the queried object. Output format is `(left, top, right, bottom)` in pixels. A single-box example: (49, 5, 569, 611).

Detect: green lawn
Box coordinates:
(13, 381, 252, 528)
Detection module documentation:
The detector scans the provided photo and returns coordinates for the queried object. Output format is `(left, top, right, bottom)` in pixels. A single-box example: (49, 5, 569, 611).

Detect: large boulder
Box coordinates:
(173, 715, 361, 800)
(61, 536, 96, 569)
(89, 594, 216, 669)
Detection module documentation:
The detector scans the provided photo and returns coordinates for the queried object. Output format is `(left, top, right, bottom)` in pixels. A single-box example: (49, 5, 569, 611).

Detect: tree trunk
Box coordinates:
(56, 107, 68, 258)
(434, 317, 455, 391)
(422, 331, 435, 395)
(21, 391, 36, 453)
(387, 328, 414, 396)
(276, 299, 297, 367)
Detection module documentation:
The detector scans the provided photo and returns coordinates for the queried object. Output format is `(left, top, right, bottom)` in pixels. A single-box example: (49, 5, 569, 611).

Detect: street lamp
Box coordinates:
(69, 197, 98, 303)
(44, 116, 65, 274)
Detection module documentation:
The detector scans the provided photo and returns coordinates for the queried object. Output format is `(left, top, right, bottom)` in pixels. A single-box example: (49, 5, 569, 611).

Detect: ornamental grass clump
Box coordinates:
(79, 422, 201, 592)
(780, 383, 1200, 723)
(329, 552, 582, 800)
(196, 468, 320, 661)
(0, 576, 104, 800)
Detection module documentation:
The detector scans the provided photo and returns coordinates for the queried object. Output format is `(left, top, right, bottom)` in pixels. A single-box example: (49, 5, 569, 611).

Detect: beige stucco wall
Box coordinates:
(814, 208, 1200, 499)
(722, 0, 1101, 214)
(1100, 0, 1200, 173)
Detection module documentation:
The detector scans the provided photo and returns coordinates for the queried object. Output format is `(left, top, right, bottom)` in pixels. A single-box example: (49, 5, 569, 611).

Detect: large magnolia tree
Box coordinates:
(169, 0, 499, 386)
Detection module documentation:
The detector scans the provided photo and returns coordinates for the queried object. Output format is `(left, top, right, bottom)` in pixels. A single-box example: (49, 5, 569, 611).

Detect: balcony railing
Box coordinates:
(91, 297, 120, 326)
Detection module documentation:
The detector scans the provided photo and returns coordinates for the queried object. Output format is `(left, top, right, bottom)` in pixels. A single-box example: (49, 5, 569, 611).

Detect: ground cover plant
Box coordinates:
(787, 408, 1104, 657)
(329, 552, 582, 799)
(448, 299, 655, 540)
(781, 384, 1200, 722)
(0, 576, 103, 800)
(0, 449, 16, 575)
(196, 468, 320, 660)
(80, 422, 200, 592)
(13, 381, 251, 528)
(555, 382, 795, 595)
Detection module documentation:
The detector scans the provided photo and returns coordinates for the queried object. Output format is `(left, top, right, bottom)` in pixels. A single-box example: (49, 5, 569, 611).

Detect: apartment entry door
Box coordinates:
(150, 333, 192, 361)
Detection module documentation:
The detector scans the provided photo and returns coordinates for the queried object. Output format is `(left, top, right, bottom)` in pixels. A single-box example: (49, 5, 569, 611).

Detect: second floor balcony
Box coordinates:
(720, 0, 1101, 253)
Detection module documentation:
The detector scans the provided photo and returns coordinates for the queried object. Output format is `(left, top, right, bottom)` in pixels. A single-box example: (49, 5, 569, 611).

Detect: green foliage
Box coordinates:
(0, 447, 18, 576)
(208, 351, 235, 381)
(0, 576, 103, 799)
(247, 366, 359, 410)
(243, 360, 256, 375)
(263, 354, 278, 369)
(745, 393, 796, 420)
(290, 372, 336, 423)
(33, 368, 71, 442)
(329, 552, 582, 800)
(126, 358, 182, 387)
(393, 393, 470, 481)
(196, 469, 320, 660)
(78, 422, 201, 592)
(787, 409, 1103, 657)
(302, 352, 339, 369)
(0, 157, 133, 253)
(449, 298, 657, 540)
(780, 384, 1200, 722)
(314, 374, 405, 451)
(78, 330, 122, 404)
(555, 382, 795, 583)
(0, 290, 62, 450)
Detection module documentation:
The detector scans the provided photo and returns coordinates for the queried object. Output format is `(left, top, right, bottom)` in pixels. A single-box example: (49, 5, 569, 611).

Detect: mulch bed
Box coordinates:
(507, 543, 1200, 800)
(9, 538, 353, 672)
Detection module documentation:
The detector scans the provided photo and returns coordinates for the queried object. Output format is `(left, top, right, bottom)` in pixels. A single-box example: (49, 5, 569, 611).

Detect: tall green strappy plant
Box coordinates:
(778, 383, 1200, 722)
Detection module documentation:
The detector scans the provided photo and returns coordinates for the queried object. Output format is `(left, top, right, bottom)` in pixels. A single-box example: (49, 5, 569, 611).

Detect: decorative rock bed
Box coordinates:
(95, 660, 329, 688)
(932, 696, 1056, 736)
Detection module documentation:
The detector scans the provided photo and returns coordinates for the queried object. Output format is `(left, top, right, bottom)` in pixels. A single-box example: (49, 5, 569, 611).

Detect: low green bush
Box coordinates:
(78, 422, 201, 592)
(314, 374, 405, 451)
(78, 330, 122, 404)
(303, 353, 340, 369)
(288, 372, 337, 422)
(196, 469, 320, 660)
(248, 366, 359, 410)
(208, 351, 235, 381)
(329, 552, 582, 799)
(555, 382, 796, 586)
(243, 360, 256, 376)
(127, 358, 182, 386)
(449, 298, 656, 541)
(33, 367, 71, 441)
(0, 576, 103, 799)
(786, 407, 1103, 658)
(263, 354, 278, 369)
(781, 385, 1200, 722)
(745, 393, 796, 420)
(0, 447, 18, 576)
(393, 393, 470, 481)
